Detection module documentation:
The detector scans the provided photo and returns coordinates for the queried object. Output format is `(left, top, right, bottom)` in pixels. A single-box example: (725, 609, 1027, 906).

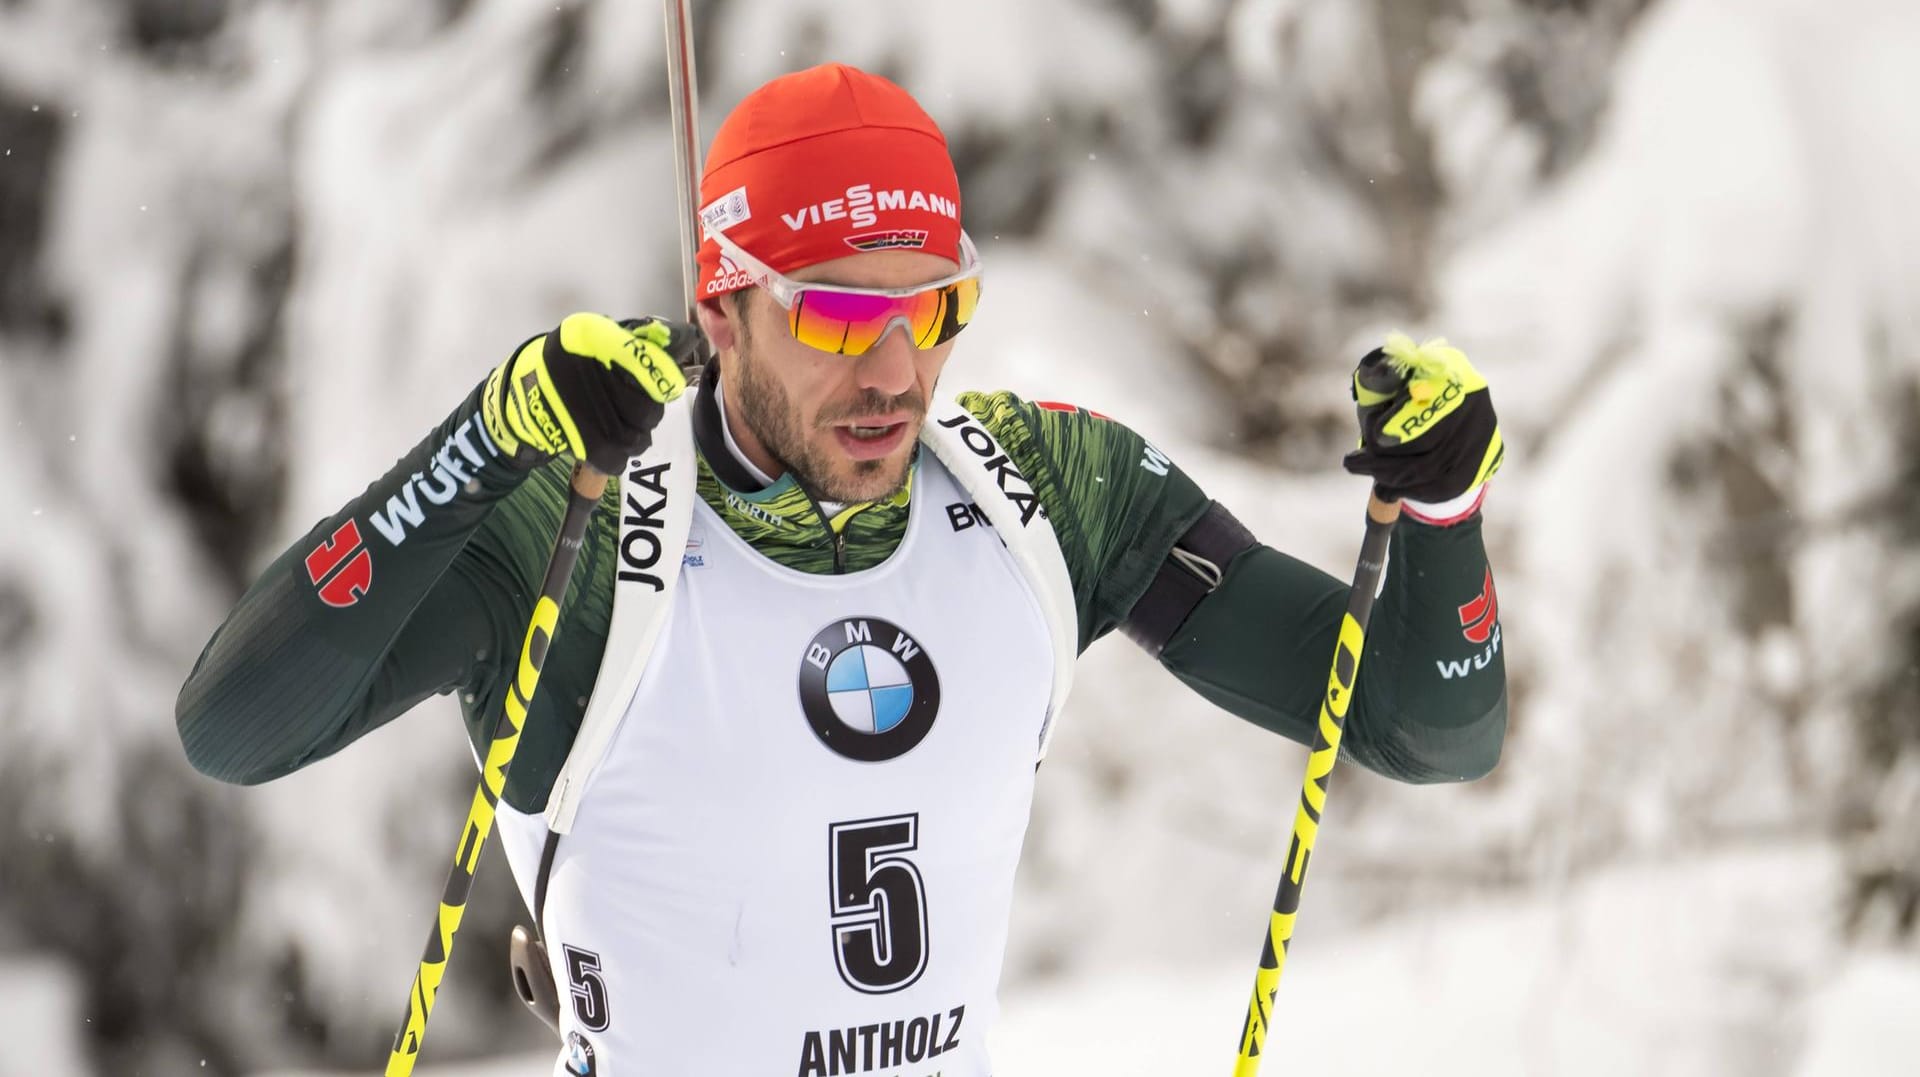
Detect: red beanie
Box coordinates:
(696, 63, 963, 298)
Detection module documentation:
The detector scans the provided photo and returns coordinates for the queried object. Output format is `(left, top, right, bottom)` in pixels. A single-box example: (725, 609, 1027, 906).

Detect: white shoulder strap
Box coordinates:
(545, 394, 1082, 831)
(544, 398, 697, 833)
(921, 398, 1079, 757)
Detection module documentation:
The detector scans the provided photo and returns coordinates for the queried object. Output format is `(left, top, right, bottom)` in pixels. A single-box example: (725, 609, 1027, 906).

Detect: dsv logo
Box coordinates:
(305, 519, 372, 608)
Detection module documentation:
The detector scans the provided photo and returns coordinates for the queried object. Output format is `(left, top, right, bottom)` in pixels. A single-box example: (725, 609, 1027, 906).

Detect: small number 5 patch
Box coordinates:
(563, 945, 611, 1032)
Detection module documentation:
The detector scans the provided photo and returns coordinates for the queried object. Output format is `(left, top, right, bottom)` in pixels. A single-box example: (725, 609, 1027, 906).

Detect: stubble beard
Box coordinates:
(729, 329, 921, 505)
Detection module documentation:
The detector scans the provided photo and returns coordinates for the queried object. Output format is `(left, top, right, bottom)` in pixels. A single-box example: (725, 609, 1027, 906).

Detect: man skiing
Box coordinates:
(177, 63, 1508, 1076)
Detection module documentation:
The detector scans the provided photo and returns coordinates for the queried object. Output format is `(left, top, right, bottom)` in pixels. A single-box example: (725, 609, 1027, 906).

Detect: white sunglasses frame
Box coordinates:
(702, 222, 983, 311)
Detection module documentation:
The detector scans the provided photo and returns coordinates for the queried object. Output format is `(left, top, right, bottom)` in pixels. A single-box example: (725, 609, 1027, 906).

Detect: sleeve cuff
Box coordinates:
(1401, 483, 1488, 526)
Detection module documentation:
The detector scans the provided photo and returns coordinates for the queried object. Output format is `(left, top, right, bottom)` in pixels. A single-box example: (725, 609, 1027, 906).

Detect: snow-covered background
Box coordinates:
(3, 0, 1918, 1073)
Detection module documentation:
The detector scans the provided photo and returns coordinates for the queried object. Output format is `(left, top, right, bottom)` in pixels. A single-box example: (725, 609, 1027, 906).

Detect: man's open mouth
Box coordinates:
(832, 415, 913, 459)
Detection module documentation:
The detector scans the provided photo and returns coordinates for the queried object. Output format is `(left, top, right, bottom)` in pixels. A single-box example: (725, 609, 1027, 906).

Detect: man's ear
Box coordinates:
(695, 296, 737, 355)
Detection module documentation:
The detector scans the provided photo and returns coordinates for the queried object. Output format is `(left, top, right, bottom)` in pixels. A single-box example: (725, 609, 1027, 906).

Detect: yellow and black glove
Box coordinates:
(1342, 333, 1504, 524)
(483, 313, 694, 474)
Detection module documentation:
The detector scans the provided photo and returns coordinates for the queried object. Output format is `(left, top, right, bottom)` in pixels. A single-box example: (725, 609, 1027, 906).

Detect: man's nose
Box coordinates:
(854, 321, 919, 397)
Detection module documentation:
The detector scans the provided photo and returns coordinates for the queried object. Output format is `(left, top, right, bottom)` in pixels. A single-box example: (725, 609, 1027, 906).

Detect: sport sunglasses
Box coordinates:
(703, 223, 982, 357)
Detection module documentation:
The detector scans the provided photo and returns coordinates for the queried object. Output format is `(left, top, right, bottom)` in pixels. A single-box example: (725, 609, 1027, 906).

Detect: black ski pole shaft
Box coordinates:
(1233, 491, 1400, 1075)
(385, 462, 608, 1077)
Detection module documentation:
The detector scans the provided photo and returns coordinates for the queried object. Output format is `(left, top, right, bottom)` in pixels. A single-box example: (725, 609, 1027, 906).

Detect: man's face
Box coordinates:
(702, 249, 963, 504)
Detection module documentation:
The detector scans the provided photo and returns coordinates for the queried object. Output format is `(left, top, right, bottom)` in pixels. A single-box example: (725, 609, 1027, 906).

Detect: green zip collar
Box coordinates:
(689, 379, 915, 574)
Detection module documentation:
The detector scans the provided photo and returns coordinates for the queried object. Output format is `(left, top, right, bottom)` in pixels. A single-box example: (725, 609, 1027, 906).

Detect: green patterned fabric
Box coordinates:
(683, 390, 1210, 647)
(692, 457, 912, 574)
(952, 391, 1211, 651)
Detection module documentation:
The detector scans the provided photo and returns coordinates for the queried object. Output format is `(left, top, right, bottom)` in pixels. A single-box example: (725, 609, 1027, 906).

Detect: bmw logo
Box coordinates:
(799, 617, 941, 762)
(564, 1031, 597, 1076)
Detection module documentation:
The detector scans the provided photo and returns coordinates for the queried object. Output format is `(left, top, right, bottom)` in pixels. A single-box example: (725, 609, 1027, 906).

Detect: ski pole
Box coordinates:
(385, 462, 608, 1077)
(1232, 490, 1400, 1076)
(404, 0, 710, 1058)
(663, 0, 702, 325)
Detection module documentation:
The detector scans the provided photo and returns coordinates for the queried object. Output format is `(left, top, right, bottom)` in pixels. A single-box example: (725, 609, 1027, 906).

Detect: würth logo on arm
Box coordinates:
(305, 519, 372, 608)
(1436, 567, 1502, 681)
(1457, 568, 1498, 644)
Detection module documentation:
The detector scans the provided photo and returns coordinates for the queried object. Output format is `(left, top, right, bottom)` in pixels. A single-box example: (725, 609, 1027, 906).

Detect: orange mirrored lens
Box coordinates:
(787, 280, 979, 356)
(949, 277, 980, 328)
